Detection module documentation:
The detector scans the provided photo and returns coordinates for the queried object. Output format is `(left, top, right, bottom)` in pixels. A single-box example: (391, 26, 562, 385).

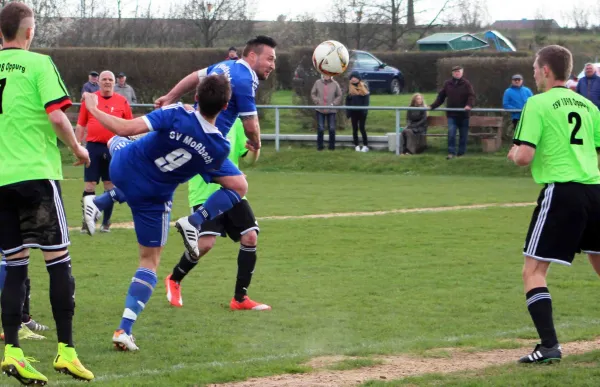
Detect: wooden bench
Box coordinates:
(424, 115, 504, 153)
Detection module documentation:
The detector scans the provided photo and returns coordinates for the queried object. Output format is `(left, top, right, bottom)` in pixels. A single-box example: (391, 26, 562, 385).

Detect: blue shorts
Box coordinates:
(84, 141, 111, 183)
(107, 136, 242, 247)
(109, 137, 173, 248)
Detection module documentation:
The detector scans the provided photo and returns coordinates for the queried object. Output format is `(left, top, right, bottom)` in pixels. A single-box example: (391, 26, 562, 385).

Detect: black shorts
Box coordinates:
(84, 141, 111, 183)
(0, 180, 70, 256)
(192, 200, 259, 242)
(523, 182, 600, 265)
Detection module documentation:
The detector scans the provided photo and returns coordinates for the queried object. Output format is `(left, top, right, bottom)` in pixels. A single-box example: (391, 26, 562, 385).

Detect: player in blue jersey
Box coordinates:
(80, 74, 248, 351)
(155, 36, 276, 259)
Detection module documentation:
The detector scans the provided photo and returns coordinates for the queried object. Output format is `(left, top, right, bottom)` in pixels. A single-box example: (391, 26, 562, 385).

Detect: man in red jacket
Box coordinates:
(430, 65, 476, 159)
(76, 70, 133, 232)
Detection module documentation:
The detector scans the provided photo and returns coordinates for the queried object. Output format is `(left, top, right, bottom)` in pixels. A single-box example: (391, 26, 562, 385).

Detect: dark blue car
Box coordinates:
(349, 50, 404, 94)
(293, 50, 404, 95)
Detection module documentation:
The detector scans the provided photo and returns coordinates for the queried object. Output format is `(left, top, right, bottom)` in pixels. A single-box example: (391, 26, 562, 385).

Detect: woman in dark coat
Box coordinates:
(401, 93, 428, 155)
(345, 71, 371, 152)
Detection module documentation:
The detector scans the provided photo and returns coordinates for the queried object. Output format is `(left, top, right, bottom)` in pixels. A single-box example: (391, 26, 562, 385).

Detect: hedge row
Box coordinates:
(437, 57, 536, 107)
(33, 48, 277, 106)
(33, 47, 533, 105)
(372, 50, 531, 92)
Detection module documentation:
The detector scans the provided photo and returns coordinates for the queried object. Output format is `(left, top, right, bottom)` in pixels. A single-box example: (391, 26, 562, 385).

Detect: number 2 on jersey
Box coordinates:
(0, 78, 6, 114)
(155, 148, 192, 172)
(568, 112, 583, 145)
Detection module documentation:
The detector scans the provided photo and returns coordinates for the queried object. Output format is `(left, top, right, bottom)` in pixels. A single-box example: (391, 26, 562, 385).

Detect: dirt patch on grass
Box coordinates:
(208, 339, 600, 387)
(69, 202, 535, 231)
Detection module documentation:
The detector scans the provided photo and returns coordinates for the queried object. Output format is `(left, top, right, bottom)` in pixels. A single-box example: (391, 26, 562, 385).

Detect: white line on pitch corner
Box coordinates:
(69, 202, 535, 232)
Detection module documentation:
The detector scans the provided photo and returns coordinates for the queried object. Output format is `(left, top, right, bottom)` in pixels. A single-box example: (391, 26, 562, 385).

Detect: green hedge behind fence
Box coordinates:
(437, 56, 536, 107)
(33, 47, 534, 106)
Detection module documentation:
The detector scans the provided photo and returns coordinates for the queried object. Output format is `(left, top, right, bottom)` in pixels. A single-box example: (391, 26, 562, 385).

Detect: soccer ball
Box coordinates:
(312, 40, 350, 77)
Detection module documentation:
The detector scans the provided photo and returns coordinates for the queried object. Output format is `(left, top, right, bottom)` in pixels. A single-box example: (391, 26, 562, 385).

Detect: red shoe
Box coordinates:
(165, 274, 183, 307)
(230, 296, 271, 311)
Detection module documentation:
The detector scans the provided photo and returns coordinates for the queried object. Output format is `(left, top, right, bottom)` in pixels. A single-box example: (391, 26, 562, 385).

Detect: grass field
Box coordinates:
(7, 149, 600, 387)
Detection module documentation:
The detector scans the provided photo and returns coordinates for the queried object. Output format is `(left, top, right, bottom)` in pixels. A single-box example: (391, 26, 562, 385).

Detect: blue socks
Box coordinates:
(102, 190, 114, 226)
(94, 187, 127, 211)
(119, 268, 157, 335)
(188, 188, 242, 228)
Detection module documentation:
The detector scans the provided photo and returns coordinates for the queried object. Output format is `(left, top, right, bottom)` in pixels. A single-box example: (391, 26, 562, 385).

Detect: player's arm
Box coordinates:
(235, 120, 259, 164)
(75, 124, 87, 144)
(240, 115, 261, 151)
(83, 92, 148, 136)
(37, 56, 89, 166)
(75, 102, 89, 144)
(509, 101, 539, 166)
(154, 68, 208, 108)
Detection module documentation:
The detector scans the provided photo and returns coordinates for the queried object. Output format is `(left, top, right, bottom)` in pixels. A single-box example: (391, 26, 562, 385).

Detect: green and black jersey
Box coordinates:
(0, 48, 72, 187)
(514, 87, 600, 185)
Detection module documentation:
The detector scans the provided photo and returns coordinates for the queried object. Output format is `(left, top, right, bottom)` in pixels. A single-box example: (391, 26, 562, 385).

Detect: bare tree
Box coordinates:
(563, 6, 590, 30)
(28, 0, 70, 47)
(292, 13, 320, 47)
(444, 0, 490, 29)
(406, 0, 415, 28)
(371, 0, 452, 50)
(116, 0, 123, 47)
(328, 0, 372, 49)
(181, 0, 252, 48)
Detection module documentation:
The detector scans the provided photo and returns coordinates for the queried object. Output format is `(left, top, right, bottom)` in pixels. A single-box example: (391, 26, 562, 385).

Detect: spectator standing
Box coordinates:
(503, 74, 533, 129)
(311, 74, 342, 151)
(401, 93, 428, 155)
(430, 65, 475, 160)
(115, 72, 137, 104)
(576, 63, 600, 109)
(345, 71, 370, 152)
(227, 46, 239, 60)
(81, 70, 99, 96)
(75, 71, 133, 233)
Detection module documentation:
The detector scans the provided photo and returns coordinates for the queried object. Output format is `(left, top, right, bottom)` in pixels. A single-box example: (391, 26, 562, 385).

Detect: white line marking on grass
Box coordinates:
(53, 317, 600, 385)
(68, 202, 535, 231)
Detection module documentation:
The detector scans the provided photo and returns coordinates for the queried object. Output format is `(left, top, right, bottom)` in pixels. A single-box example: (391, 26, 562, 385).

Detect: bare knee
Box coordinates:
(138, 245, 162, 271)
(198, 236, 217, 256)
(216, 175, 248, 198)
(240, 230, 258, 246)
(522, 256, 550, 291)
(231, 176, 248, 198)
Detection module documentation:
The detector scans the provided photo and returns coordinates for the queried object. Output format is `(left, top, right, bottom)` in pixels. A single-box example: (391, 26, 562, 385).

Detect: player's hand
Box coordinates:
(72, 144, 91, 167)
(83, 92, 99, 110)
(464, 105, 472, 111)
(507, 145, 518, 161)
(245, 140, 261, 152)
(154, 95, 174, 109)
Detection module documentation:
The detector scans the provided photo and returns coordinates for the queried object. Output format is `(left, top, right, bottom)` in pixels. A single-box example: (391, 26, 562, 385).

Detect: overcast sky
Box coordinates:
(71, 0, 593, 27)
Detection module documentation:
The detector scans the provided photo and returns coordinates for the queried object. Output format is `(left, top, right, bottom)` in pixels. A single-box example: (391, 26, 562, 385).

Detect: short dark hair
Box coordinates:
(196, 74, 231, 118)
(0, 2, 33, 42)
(536, 45, 572, 82)
(242, 35, 277, 57)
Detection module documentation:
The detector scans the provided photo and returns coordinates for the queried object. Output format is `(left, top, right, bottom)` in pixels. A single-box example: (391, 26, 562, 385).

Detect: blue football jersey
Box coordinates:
(206, 59, 259, 135)
(121, 103, 230, 195)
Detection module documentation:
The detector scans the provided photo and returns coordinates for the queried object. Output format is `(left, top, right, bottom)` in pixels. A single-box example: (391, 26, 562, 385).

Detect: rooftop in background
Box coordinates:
(490, 19, 561, 30)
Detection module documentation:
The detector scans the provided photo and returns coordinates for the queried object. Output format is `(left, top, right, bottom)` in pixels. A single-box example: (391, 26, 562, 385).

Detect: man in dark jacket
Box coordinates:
(430, 65, 476, 159)
(576, 63, 600, 109)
